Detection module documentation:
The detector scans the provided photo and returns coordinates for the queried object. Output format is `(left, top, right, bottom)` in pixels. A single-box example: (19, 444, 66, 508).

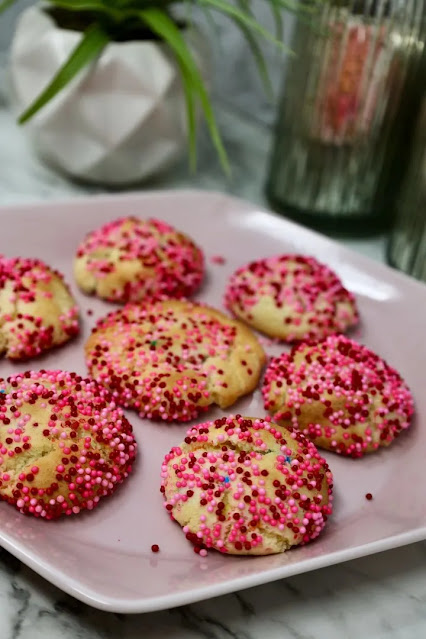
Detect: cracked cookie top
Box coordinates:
(262, 334, 414, 458)
(0, 256, 79, 360)
(74, 216, 204, 303)
(161, 415, 333, 555)
(225, 254, 358, 342)
(85, 300, 266, 422)
(0, 370, 137, 519)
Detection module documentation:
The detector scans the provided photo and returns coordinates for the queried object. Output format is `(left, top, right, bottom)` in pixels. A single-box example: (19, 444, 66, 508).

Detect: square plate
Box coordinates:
(0, 190, 425, 613)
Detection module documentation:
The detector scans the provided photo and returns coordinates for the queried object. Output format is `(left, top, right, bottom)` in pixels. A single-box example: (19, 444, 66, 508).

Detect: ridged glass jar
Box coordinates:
(388, 93, 426, 280)
(266, 0, 426, 232)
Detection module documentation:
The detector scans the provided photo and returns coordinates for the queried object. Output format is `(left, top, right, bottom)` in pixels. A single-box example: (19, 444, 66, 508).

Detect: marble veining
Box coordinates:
(2, 543, 426, 638)
(0, 53, 423, 639)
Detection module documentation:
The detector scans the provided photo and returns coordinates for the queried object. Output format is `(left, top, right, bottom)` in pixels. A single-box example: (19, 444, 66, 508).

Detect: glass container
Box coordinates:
(266, 0, 426, 232)
(388, 88, 426, 280)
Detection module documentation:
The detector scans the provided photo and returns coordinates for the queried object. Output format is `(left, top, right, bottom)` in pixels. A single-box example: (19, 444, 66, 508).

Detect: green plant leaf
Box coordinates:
(183, 0, 194, 26)
(0, 0, 19, 14)
(270, 0, 325, 25)
(271, 0, 322, 13)
(138, 7, 230, 174)
(199, 4, 222, 46)
(179, 64, 198, 172)
(19, 23, 109, 124)
(48, 0, 114, 9)
(46, 0, 122, 20)
(235, 0, 273, 97)
(200, 0, 294, 54)
(269, 0, 284, 42)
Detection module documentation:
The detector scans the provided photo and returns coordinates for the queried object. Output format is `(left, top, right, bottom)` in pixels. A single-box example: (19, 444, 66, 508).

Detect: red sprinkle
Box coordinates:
(0, 370, 137, 519)
(211, 255, 226, 265)
(0, 256, 79, 359)
(224, 254, 358, 342)
(75, 217, 204, 303)
(151, 544, 160, 553)
(262, 334, 414, 458)
(365, 493, 373, 500)
(161, 415, 333, 555)
(86, 299, 264, 423)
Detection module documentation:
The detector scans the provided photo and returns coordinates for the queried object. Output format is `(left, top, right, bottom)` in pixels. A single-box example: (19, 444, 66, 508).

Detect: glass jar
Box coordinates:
(266, 0, 426, 233)
(387, 92, 426, 280)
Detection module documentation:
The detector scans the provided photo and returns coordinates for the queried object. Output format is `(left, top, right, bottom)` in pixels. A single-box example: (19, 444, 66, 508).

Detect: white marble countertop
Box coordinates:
(0, 81, 425, 639)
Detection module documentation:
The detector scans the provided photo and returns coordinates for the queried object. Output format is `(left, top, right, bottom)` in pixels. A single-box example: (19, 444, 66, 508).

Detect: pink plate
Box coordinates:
(0, 190, 424, 613)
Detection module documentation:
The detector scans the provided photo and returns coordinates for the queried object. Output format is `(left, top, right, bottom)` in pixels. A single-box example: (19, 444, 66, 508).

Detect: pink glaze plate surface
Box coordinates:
(0, 190, 425, 613)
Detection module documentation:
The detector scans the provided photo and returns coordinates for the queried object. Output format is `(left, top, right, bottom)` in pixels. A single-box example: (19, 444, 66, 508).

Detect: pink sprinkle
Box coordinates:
(75, 217, 204, 304)
(161, 415, 333, 554)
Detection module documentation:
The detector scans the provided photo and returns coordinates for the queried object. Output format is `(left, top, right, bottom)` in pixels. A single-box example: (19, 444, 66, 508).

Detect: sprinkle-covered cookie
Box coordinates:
(161, 415, 333, 555)
(262, 335, 414, 457)
(0, 256, 79, 360)
(85, 300, 266, 422)
(225, 255, 358, 342)
(74, 217, 204, 303)
(0, 370, 137, 519)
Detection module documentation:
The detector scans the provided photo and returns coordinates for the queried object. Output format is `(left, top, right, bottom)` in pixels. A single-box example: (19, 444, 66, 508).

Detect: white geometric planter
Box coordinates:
(9, 6, 210, 185)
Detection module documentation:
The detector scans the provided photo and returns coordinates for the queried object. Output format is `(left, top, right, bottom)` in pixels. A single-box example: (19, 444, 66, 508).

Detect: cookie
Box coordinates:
(225, 255, 358, 342)
(74, 216, 204, 303)
(262, 335, 414, 458)
(161, 415, 333, 555)
(0, 256, 79, 360)
(85, 300, 266, 422)
(0, 370, 137, 519)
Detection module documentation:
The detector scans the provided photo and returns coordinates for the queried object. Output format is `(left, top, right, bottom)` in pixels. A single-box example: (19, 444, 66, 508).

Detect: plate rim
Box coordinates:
(0, 188, 425, 614)
(0, 187, 419, 291)
(1, 523, 426, 613)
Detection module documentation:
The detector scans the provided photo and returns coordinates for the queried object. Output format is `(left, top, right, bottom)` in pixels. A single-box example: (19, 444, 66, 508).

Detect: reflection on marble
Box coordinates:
(0, 52, 421, 639)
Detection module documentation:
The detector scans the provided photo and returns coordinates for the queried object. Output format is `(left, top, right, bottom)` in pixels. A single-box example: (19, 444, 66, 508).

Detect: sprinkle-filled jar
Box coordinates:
(266, 0, 426, 232)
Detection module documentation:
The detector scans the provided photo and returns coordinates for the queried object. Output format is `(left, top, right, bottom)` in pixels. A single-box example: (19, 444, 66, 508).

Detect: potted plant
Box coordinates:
(1, 0, 314, 185)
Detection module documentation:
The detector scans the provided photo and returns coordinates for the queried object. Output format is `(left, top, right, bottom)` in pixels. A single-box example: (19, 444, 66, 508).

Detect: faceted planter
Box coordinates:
(9, 6, 209, 185)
